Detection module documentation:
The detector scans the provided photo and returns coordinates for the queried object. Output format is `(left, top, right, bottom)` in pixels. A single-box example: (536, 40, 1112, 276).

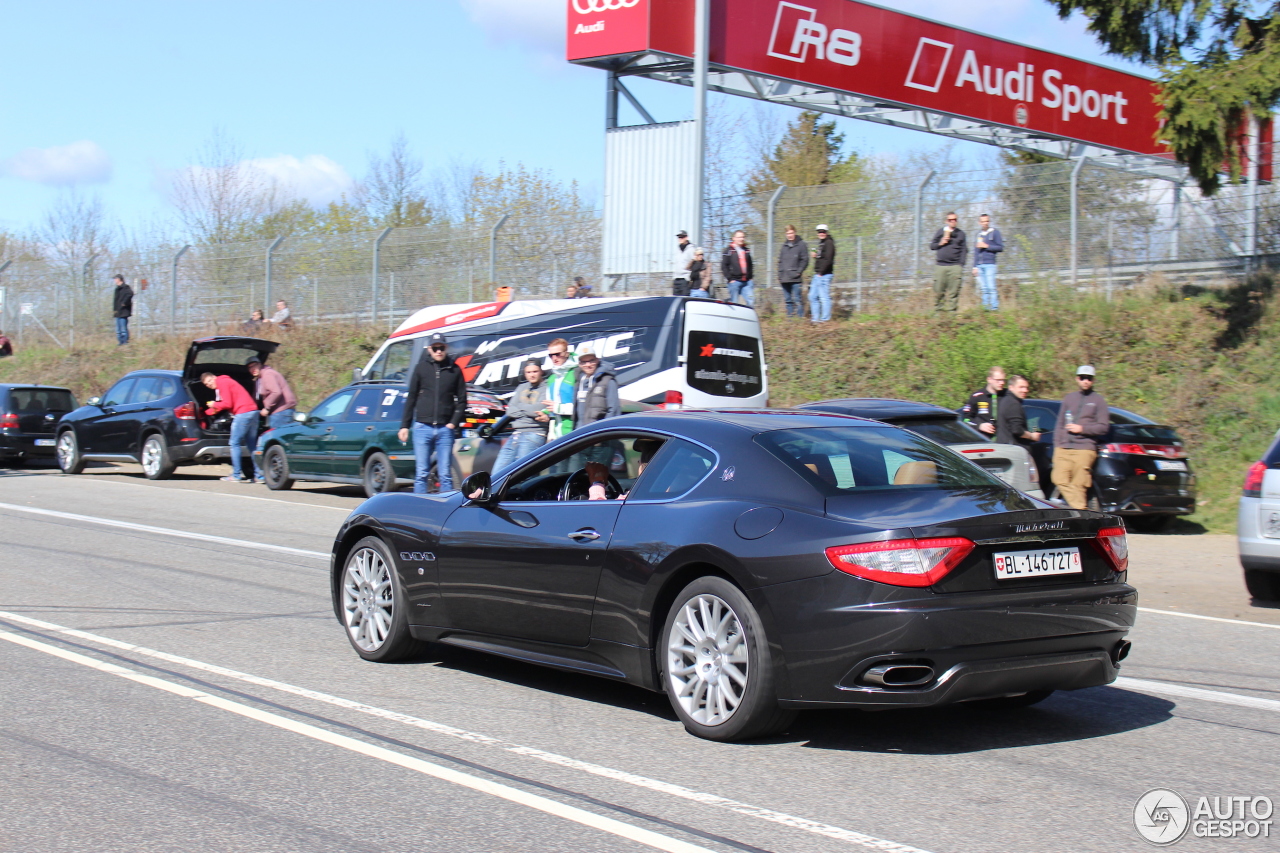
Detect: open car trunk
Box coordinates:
(184, 337, 279, 434)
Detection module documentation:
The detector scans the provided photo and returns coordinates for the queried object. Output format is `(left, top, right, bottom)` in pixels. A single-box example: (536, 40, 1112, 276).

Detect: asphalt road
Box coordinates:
(2, 464, 1277, 852)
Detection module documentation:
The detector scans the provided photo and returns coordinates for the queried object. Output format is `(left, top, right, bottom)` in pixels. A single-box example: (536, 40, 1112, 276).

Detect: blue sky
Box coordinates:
(0, 0, 1149, 236)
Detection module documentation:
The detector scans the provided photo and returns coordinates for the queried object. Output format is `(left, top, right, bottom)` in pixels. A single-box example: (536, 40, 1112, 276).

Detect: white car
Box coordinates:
(1238, 432, 1280, 601)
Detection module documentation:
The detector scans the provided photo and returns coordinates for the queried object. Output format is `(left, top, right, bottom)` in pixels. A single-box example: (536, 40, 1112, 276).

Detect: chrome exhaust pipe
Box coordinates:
(1113, 640, 1132, 664)
(861, 663, 936, 688)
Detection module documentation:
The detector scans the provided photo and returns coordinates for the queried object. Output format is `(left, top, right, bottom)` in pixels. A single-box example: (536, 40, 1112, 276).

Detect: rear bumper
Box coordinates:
(0, 434, 58, 458)
(1236, 496, 1280, 571)
(170, 439, 232, 464)
(758, 573, 1136, 708)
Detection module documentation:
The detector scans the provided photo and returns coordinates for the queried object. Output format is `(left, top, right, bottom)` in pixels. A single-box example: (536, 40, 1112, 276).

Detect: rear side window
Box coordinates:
(348, 387, 406, 423)
(1023, 405, 1058, 433)
(628, 440, 717, 501)
(900, 418, 985, 445)
(129, 377, 161, 403)
(756, 426, 1006, 495)
(10, 389, 76, 412)
(377, 387, 407, 422)
(366, 341, 414, 382)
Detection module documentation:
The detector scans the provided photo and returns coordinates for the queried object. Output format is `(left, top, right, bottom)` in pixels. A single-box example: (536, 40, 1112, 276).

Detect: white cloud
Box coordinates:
(245, 154, 353, 205)
(461, 0, 563, 54)
(3, 140, 112, 185)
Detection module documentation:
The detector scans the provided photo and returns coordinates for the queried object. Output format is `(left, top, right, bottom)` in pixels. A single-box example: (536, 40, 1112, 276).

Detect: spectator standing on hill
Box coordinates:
(972, 213, 1005, 311)
(930, 213, 966, 312)
(493, 360, 551, 471)
(202, 371, 262, 483)
(543, 337, 578, 441)
(688, 248, 711, 298)
(777, 225, 809, 318)
(961, 366, 1006, 438)
(397, 333, 467, 494)
(112, 274, 133, 345)
(721, 230, 754, 307)
(673, 231, 696, 296)
(1052, 365, 1110, 510)
(573, 352, 620, 428)
(248, 357, 298, 430)
(0, 330, 13, 358)
(810, 225, 835, 323)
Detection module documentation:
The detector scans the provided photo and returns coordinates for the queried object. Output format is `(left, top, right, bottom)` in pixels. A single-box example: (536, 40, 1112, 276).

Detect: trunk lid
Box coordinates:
(183, 336, 279, 383)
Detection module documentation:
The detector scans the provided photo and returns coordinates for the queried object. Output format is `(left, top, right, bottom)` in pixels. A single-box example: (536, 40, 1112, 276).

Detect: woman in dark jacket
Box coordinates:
(492, 360, 551, 471)
(720, 230, 754, 307)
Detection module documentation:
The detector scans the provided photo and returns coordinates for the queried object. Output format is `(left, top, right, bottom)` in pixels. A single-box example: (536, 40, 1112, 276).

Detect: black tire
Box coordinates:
(969, 689, 1055, 710)
(658, 576, 797, 741)
(262, 444, 294, 491)
(56, 429, 85, 475)
(1244, 569, 1280, 602)
(140, 434, 176, 480)
(339, 536, 424, 662)
(362, 451, 398, 498)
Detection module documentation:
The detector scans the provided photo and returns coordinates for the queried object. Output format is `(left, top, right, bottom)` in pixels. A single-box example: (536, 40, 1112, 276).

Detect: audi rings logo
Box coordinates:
(573, 0, 638, 13)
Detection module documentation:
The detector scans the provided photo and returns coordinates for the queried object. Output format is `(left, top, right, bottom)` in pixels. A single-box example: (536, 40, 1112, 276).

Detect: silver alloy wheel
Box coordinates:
(342, 546, 395, 652)
(666, 593, 749, 725)
(56, 432, 76, 469)
(141, 437, 163, 477)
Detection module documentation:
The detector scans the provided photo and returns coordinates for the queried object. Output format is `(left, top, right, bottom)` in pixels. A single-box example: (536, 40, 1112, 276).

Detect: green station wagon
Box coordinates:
(254, 381, 505, 497)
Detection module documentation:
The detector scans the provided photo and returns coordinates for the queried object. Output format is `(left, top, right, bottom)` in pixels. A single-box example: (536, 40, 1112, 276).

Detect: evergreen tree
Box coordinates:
(745, 111, 863, 194)
(1051, 0, 1280, 193)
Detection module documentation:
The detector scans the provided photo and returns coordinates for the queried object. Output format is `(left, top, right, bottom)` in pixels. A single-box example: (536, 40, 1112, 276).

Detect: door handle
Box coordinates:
(365, 426, 374, 431)
(567, 529, 600, 542)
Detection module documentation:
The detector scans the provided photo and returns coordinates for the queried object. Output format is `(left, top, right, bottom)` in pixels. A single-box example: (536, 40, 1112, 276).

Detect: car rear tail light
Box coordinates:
(1095, 526, 1129, 572)
(1243, 460, 1267, 497)
(825, 537, 975, 587)
(174, 402, 197, 420)
(0, 413, 18, 429)
(1103, 442, 1186, 459)
(663, 390, 684, 410)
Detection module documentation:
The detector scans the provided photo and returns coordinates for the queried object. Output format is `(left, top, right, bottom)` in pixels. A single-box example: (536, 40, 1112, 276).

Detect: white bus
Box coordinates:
(359, 296, 767, 408)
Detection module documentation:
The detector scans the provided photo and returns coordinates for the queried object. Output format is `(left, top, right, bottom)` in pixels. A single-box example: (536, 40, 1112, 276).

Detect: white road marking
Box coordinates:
(0, 501, 329, 559)
(1116, 676, 1280, 713)
(0, 629, 716, 853)
(0, 611, 933, 853)
(1137, 606, 1280, 630)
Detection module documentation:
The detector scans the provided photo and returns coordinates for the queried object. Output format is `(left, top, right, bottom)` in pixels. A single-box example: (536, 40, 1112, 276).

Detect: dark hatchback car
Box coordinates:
(0, 384, 78, 465)
(1022, 399, 1195, 530)
(329, 409, 1135, 742)
(57, 337, 278, 479)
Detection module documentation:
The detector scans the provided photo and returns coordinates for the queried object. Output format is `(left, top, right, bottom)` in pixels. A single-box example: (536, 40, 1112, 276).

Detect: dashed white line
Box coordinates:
(0, 611, 934, 853)
(1116, 677, 1280, 713)
(0, 501, 329, 559)
(1137, 606, 1280, 630)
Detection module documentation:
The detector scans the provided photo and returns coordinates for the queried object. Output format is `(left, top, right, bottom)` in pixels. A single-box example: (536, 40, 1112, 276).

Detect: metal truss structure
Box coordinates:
(596, 52, 1189, 183)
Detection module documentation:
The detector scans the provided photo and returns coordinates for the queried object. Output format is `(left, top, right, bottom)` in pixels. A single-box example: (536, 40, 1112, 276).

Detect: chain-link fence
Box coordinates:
(2, 158, 1275, 348)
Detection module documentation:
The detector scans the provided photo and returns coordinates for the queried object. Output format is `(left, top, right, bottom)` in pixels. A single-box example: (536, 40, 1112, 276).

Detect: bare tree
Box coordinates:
(167, 129, 276, 244)
(37, 190, 112, 269)
(362, 133, 434, 227)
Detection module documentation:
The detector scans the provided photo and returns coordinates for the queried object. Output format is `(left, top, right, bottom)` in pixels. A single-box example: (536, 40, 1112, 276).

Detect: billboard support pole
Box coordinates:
(606, 71, 619, 130)
(265, 235, 285, 317)
(765, 185, 786, 290)
(372, 227, 393, 324)
(912, 170, 935, 286)
(170, 245, 190, 335)
(1070, 157, 1087, 289)
(693, 0, 709, 247)
(489, 213, 510, 289)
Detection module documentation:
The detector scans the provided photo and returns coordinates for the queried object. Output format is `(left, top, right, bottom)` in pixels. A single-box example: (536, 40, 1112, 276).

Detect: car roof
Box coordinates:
(605, 408, 879, 434)
(1024, 398, 1155, 425)
(0, 383, 74, 391)
(123, 369, 182, 378)
(797, 398, 959, 420)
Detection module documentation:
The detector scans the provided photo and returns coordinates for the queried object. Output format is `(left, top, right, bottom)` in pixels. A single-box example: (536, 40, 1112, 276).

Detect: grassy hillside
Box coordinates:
(3, 278, 1277, 532)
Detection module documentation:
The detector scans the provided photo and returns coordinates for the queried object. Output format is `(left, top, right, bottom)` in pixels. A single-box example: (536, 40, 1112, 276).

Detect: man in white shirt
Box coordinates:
(673, 230, 696, 296)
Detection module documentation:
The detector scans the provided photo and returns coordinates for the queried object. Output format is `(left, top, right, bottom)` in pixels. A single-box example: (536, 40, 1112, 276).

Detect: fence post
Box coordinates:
(264, 235, 285, 318)
(77, 252, 98, 348)
(1247, 112, 1260, 276)
(0, 261, 10, 332)
(1170, 182, 1183, 262)
(372, 227, 393, 324)
(765, 185, 786, 290)
(170, 245, 190, 334)
(1069, 157, 1087, 289)
(913, 170, 936, 286)
(489, 213, 510, 291)
(856, 235, 863, 313)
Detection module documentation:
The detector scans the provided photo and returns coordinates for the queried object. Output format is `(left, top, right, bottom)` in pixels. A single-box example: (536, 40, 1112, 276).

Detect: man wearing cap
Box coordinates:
(247, 357, 297, 430)
(810, 225, 836, 323)
(1051, 365, 1110, 510)
(398, 333, 467, 494)
(673, 231, 696, 296)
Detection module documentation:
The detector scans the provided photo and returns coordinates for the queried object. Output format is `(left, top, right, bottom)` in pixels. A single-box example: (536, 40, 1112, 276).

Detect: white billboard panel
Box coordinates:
(603, 120, 698, 278)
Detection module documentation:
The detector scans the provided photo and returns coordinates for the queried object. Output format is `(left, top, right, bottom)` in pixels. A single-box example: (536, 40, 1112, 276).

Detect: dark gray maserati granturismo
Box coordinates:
(330, 409, 1135, 741)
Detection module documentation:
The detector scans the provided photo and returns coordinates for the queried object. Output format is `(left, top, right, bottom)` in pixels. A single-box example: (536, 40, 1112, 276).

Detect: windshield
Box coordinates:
(756, 426, 1007, 495)
(893, 417, 987, 445)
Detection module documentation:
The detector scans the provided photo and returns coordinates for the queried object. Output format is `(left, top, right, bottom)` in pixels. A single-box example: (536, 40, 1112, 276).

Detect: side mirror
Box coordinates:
(86, 396, 101, 407)
(352, 368, 363, 383)
(293, 411, 308, 423)
(460, 471, 493, 504)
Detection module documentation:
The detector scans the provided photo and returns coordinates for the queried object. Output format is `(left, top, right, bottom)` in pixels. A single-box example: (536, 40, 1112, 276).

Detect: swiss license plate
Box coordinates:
(994, 547, 1081, 580)
(34, 438, 55, 446)
(1154, 460, 1187, 471)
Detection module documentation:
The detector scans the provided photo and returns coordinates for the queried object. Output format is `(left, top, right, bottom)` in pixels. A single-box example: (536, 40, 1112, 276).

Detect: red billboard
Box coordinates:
(568, 0, 1169, 158)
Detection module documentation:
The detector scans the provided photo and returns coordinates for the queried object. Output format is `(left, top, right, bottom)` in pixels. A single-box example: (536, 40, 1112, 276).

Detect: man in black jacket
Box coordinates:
(776, 225, 809, 318)
(961, 366, 1005, 439)
(930, 213, 966, 312)
(809, 225, 836, 323)
(112, 274, 133, 345)
(397, 333, 467, 494)
(721, 230, 754, 307)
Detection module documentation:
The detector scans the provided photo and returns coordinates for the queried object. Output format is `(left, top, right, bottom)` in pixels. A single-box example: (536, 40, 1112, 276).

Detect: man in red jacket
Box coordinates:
(201, 372, 263, 483)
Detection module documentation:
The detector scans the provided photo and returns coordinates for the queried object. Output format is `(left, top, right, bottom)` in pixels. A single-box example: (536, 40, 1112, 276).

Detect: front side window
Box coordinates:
(310, 390, 357, 423)
(756, 426, 1007, 495)
(102, 378, 136, 407)
(502, 434, 667, 502)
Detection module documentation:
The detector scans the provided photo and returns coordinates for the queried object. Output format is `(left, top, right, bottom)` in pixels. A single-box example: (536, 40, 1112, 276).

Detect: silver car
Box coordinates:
(1238, 430, 1280, 601)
